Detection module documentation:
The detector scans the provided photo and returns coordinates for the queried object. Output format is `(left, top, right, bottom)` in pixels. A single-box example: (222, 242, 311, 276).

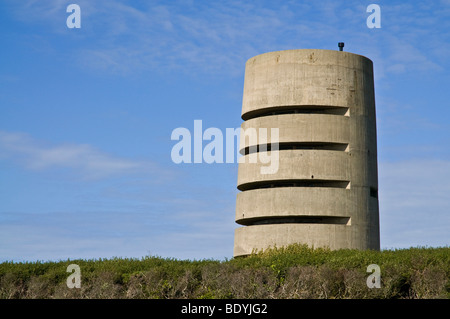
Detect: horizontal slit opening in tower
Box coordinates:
(370, 187, 378, 198)
(242, 105, 349, 121)
(241, 216, 351, 226)
(237, 179, 350, 191)
(241, 142, 349, 155)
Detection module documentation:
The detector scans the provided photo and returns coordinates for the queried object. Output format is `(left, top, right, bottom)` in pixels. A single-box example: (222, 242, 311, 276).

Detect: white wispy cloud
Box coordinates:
(0, 130, 158, 180)
(7, 0, 450, 77)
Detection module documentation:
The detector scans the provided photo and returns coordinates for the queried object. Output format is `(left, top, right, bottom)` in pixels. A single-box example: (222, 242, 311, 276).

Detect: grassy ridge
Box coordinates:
(1, 245, 448, 299)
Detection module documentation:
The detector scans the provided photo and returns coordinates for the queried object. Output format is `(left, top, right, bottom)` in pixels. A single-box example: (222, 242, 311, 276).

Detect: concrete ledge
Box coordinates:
(235, 187, 353, 224)
(240, 114, 350, 151)
(237, 149, 350, 189)
(233, 223, 352, 256)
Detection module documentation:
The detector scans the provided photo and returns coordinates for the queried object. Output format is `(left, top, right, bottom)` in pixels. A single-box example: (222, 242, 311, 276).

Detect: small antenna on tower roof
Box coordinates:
(338, 42, 345, 51)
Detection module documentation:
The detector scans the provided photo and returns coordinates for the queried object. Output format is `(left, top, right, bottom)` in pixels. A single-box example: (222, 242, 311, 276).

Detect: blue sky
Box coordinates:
(0, 0, 449, 262)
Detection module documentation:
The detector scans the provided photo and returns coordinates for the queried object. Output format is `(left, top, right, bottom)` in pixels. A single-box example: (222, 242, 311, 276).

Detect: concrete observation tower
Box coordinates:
(234, 47, 380, 257)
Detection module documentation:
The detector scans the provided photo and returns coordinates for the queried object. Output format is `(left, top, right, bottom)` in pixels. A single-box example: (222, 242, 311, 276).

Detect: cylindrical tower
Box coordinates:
(234, 49, 380, 257)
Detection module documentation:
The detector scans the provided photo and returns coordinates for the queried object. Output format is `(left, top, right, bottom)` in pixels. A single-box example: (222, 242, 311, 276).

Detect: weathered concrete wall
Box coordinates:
(234, 224, 353, 256)
(240, 114, 350, 149)
(238, 149, 351, 189)
(235, 188, 354, 223)
(234, 49, 380, 256)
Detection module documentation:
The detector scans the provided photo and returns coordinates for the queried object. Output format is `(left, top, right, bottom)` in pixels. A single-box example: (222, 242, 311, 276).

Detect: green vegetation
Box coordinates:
(1, 245, 448, 299)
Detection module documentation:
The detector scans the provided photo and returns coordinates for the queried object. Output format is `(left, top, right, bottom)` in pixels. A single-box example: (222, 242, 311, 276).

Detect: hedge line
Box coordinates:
(1, 245, 448, 299)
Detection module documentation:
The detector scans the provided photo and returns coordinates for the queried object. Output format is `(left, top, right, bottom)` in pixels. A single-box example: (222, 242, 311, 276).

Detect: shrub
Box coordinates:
(1, 246, 448, 299)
